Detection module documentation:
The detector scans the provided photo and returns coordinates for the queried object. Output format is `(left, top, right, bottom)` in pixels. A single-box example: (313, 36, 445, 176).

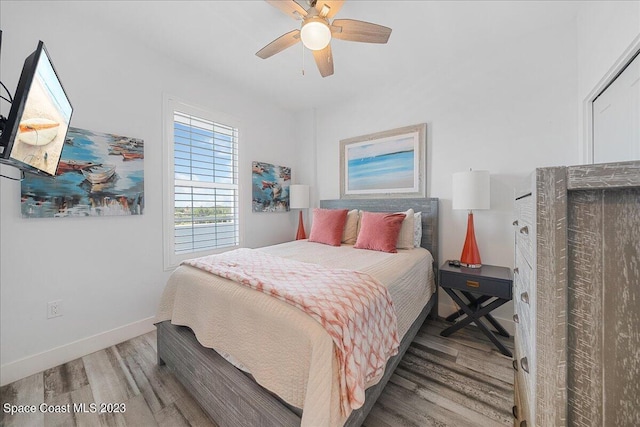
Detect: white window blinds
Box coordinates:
(172, 111, 239, 254)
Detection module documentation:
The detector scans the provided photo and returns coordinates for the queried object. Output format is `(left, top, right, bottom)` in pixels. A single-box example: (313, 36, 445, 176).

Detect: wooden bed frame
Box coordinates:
(157, 198, 439, 427)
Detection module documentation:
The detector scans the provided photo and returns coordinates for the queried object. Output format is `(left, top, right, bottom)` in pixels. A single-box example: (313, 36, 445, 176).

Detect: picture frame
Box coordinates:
(340, 123, 426, 199)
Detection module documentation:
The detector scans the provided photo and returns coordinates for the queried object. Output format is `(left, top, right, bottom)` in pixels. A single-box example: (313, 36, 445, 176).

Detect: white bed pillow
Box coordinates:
(396, 208, 415, 249)
(414, 211, 422, 247)
(341, 209, 359, 244)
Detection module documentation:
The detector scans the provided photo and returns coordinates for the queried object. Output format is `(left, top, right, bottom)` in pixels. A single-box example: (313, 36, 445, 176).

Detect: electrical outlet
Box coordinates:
(47, 300, 62, 319)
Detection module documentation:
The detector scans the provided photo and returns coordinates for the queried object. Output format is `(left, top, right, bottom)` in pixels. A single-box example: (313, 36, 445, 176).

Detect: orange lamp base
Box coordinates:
(295, 210, 307, 240)
(460, 212, 482, 268)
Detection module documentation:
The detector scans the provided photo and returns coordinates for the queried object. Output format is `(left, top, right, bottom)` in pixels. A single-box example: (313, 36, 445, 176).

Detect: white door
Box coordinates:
(593, 53, 640, 163)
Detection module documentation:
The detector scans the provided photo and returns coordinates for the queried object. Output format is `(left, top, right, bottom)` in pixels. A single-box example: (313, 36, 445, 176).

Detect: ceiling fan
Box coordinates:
(256, 0, 392, 78)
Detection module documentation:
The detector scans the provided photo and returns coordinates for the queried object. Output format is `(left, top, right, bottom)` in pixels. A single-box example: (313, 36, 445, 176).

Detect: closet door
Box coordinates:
(593, 53, 640, 163)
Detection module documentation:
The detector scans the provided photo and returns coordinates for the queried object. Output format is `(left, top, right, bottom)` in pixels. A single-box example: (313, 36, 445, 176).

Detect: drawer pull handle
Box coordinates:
(513, 359, 518, 371)
(512, 405, 519, 419)
(521, 292, 529, 304)
(466, 280, 480, 288)
(514, 267, 519, 274)
(521, 357, 529, 373)
(513, 220, 519, 226)
(519, 226, 529, 235)
(513, 314, 519, 323)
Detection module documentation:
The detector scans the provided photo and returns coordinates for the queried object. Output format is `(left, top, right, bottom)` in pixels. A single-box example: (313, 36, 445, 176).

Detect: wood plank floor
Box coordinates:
(0, 318, 514, 427)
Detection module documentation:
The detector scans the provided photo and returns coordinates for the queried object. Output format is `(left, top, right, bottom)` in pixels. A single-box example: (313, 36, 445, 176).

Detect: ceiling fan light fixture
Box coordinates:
(258, 0, 392, 78)
(300, 18, 331, 51)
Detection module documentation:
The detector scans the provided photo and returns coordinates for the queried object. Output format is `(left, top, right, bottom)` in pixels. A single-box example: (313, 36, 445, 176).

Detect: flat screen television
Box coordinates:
(0, 40, 73, 176)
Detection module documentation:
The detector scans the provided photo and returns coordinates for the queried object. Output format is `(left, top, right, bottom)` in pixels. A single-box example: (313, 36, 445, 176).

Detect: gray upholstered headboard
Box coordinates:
(319, 198, 439, 274)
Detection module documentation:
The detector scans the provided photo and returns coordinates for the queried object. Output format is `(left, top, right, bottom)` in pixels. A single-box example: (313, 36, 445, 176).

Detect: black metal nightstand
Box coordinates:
(439, 262, 513, 357)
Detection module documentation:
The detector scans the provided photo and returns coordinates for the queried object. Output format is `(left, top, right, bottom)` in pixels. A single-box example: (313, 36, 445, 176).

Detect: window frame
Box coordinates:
(162, 95, 242, 270)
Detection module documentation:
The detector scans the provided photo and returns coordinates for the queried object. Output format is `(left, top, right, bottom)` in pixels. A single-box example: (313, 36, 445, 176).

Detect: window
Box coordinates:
(163, 97, 240, 269)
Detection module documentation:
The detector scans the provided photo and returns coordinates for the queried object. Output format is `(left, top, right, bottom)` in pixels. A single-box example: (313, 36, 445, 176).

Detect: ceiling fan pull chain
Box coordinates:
(301, 42, 305, 76)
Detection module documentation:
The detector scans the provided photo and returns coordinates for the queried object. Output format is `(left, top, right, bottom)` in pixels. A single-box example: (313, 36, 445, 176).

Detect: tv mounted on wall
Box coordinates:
(0, 39, 73, 176)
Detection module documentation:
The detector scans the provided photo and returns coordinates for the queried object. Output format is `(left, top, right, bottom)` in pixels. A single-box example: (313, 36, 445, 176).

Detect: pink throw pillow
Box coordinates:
(354, 212, 407, 253)
(308, 208, 349, 246)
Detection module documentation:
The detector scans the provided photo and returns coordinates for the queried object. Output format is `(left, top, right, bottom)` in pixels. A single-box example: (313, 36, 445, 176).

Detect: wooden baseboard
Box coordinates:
(0, 316, 156, 386)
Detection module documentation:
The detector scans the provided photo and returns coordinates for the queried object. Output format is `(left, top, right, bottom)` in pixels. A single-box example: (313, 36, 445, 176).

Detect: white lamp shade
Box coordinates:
(289, 185, 310, 209)
(452, 170, 490, 210)
(300, 19, 331, 50)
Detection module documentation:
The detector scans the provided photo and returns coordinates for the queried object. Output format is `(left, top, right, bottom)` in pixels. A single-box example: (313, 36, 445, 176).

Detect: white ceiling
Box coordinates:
(82, 1, 581, 113)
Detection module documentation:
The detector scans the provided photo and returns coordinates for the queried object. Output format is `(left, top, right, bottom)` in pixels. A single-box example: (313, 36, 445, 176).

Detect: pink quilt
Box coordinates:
(183, 248, 400, 414)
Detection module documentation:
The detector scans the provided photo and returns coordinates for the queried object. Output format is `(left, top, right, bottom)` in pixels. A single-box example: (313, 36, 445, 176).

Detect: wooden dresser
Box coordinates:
(512, 161, 640, 427)
(512, 176, 537, 427)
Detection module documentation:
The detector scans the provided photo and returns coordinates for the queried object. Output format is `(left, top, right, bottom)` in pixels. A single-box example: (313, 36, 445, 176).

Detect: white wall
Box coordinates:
(0, 2, 298, 385)
(293, 109, 318, 230)
(303, 13, 580, 324)
(576, 1, 640, 162)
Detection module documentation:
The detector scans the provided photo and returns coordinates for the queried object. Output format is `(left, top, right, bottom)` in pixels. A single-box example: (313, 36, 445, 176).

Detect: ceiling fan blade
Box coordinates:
(331, 19, 392, 44)
(312, 44, 334, 77)
(314, 0, 344, 18)
(256, 29, 301, 59)
(265, 0, 307, 20)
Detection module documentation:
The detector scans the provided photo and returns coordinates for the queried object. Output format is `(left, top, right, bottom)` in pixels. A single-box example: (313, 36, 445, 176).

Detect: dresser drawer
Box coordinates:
(514, 331, 533, 415)
(515, 222, 533, 268)
(514, 295, 532, 340)
(440, 269, 512, 299)
(515, 192, 533, 224)
(515, 307, 532, 355)
(514, 257, 532, 321)
(513, 352, 522, 426)
(515, 365, 532, 426)
(515, 193, 534, 268)
(514, 248, 532, 290)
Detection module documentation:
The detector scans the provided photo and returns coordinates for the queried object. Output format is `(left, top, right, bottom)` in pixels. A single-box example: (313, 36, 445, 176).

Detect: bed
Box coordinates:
(156, 198, 439, 427)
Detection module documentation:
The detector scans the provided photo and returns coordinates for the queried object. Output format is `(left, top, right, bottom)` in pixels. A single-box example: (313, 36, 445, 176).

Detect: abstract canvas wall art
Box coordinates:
(21, 126, 144, 218)
(252, 161, 290, 212)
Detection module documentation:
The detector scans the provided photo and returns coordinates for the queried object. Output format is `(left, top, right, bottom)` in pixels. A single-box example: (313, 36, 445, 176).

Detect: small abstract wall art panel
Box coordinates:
(252, 161, 290, 212)
(21, 126, 144, 218)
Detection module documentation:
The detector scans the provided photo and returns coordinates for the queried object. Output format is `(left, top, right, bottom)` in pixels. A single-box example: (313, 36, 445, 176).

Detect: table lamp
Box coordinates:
(452, 170, 490, 268)
(289, 184, 310, 240)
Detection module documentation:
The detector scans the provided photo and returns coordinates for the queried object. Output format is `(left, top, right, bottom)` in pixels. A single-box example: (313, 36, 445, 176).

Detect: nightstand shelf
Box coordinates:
(439, 262, 513, 357)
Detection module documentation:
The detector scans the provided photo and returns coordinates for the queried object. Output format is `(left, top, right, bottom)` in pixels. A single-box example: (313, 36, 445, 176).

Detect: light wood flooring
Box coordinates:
(1, 318, 514, 427)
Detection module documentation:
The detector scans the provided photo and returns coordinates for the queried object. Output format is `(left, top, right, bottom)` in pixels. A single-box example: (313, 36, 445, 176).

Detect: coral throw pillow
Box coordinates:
(355, 212, 407, 253)
(308, 208, 349, 246)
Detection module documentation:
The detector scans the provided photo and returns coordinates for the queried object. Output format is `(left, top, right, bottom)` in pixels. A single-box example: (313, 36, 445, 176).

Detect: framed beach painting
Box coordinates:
(340, 123, 426, 199)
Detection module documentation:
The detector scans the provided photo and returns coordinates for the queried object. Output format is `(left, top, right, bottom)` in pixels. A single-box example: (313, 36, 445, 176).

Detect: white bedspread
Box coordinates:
(156, 240, 435, 427)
